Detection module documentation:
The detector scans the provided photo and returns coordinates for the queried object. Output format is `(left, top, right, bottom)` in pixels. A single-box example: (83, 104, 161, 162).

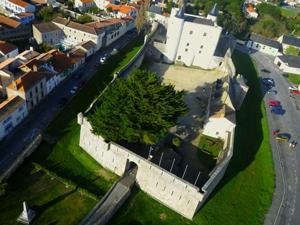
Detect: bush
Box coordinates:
(172, 137, 181, 147)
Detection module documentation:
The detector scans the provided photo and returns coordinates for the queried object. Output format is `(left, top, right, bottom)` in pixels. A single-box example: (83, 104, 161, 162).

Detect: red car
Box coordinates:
(268, 99, 280, 107)
(290, 90, 300, 95)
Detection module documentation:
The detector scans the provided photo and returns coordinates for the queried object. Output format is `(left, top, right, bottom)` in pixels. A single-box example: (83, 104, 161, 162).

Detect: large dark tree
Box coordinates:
(88, 70, 187, 145)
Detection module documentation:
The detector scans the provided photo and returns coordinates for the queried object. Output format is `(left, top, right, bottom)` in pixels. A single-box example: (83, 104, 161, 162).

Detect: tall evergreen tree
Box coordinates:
(88, 70, 187, 145)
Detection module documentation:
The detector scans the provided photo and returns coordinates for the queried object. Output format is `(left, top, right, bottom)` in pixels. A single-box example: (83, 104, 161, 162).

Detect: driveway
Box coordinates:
(238, 46, 300, 225)
(0, 30, 137, 176)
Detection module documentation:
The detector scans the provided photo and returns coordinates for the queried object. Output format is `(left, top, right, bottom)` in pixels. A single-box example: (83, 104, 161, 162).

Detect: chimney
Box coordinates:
(68, 17, 71, 22)
(29, 46, 33, 51)
(12, 80, 17, 90)
(33, 65, 38, 72)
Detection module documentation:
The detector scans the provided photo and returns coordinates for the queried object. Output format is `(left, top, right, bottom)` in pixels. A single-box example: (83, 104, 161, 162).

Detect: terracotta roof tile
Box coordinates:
(80, 0, 93, 3)
(8, 0, 29, 8)
(33, 22, 60, 33)
(7, 71, 45, 92)
(0, 96, 25, 122)
(0, 15, 21, 29)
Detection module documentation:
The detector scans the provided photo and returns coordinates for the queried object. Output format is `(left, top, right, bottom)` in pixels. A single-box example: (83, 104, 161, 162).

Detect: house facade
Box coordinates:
(164, 6, 224, 69)
(3, 0, 35, 13)
(74, 0, 95, 11)
(247, 33, 281, 56)
(274, 55, 300, 75)
(0, 95, 28, 141)
(0, 41, 18, 62)
(32, 22, 63, 45)
(11, 12, 35, 24)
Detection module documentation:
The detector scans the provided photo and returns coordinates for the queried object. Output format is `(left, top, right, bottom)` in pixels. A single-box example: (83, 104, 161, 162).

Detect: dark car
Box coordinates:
(262, 78, 275, 87)
(261, 69, 271, 73)
(275, 133, 290, 142)
(271, 106, 285, 115)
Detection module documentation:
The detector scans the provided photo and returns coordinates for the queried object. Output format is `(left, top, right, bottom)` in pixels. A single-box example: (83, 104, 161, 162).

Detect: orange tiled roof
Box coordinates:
(7, 71, 45, 92)
(106, 4, 136, 14)
(0, 41, 17, 55)
(8, 0, 29, 8)
(0, 15, 21, 29)
(246, 4, 256, 13)
(80, 0, 93, 3)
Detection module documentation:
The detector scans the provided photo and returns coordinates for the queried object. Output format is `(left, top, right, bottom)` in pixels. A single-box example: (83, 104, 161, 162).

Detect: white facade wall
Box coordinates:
(4, 0, 35, 13)
(164, 13, 184, 63)
(175, 22, 222, 69)
(78, 116, 204, 219)
(46, 74, 60, 95)
(246, 40, 279, 56)
(74, 0, 95, 11)
(53, 22, 104, 50)
(0, 48, 18, 62)
(0, 98, 28, 141)
(94, 0, 111, 9)
(274, 56, 300, 75)
(105, 24, 127, 47)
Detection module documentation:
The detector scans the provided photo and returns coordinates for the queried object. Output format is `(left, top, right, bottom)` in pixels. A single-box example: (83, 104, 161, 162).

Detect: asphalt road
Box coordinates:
(236, 46, 300, 225)
(0, 30, 137, 175)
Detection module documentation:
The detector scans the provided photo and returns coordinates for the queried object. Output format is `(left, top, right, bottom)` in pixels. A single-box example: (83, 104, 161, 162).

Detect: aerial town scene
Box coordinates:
(0, 0, 300, 224)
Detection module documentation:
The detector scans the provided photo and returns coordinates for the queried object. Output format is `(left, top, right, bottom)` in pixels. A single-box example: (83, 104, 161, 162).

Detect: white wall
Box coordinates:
(203, 117, 235, 140)
(0, 48, 18, 62)
(246, 40, 279, 56)
(0, 97, 28, 141)
(274, 56, 300, 75)
(78, 116, 204, 219)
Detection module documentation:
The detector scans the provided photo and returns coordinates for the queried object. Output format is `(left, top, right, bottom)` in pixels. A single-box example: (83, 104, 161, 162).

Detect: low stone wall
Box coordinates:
(78, 115, 204, 219)
(0, 134, 42, 182)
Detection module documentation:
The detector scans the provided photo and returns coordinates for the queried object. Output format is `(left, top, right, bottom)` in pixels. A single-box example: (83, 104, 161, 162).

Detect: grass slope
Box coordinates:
(108, 51, 275, 225)
(287, 73, 300, 85)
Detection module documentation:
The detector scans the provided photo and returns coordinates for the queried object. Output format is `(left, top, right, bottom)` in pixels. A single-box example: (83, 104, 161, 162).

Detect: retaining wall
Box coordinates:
(78, 115, 204, 219)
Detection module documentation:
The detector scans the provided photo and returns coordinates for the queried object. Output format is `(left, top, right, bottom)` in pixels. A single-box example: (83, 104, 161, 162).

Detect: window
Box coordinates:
(185, 48, 188, 52)
(35, 86, 38, 93)
(3, 116, 12, 125)
(199, 50, 202, 54)
(189, 31, 193, 34)
(178, 55, 181, 60)
(203, 32, 207, 36)
(40, 82, 43, 88)
(29, 91, 32, 98)
(200, 45, 203, 49)
(186, 43, 189, 46)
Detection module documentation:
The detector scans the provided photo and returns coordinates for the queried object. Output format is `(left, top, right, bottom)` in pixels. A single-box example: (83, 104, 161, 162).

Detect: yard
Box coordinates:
(286, 73, 300, 84)
(108, 51, 275, 225)
(0, 163, 97, 225)
(198, 135, 224, 158)
(0, 36, 145, 224)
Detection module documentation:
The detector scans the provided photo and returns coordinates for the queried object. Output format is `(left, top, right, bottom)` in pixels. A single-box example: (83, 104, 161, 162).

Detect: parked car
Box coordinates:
(262, 78, 275, 87)
(70, 86, 78, 94)
(268, 99, 280, 107)
(275, 133, 290, 142)
(267, 89, 277, 94)
(288, 86, 298, 91)
(110, 48, 118, 56)
(271, 106, 285, 115)
(261, 69, 271, 73)
(290, 89, 300, 95)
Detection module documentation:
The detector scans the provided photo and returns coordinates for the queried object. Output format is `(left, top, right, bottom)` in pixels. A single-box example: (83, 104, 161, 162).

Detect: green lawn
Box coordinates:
(286, 73, 300, 84)
(284, 46, 300, 56)
(280, 7, 298, 18)
(0, 37, 145, 225)
(0, 163, 97, 225)
(198, 135, 224, 158)
(108, 50, 275, 225)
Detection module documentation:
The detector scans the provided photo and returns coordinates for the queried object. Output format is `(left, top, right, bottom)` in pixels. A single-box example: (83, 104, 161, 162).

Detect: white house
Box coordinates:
(11, 12, 35, 24)
(4, 0, 35, 13)
(94, 0, 115, 10)
(278, 34, 300, 54)
(74, 0, 95, 11)
(247, 33, 281, 56)
(203, 82, 236, 140)
(164, 5, 225, 69)
(0, 95, 28, 141)
(0, 41, 18, 62)
(106, 4, 137, 18)
(274, 55, 300, 75)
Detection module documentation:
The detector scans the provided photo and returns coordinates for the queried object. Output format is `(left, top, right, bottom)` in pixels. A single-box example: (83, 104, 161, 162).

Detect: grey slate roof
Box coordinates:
(250, 33, 281, 49)
(278, 55, 300, 68)
(185, 16, 214, 26)
(149, 4, 162, 15)
(33, 22, 60, 33)
(282, 35, 300, 48)
(214, 35, 231, 57)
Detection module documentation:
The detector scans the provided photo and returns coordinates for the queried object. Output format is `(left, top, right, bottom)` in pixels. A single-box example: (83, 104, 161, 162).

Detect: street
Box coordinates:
(241, 48, 300, 225)
(0, 30, 137, 175)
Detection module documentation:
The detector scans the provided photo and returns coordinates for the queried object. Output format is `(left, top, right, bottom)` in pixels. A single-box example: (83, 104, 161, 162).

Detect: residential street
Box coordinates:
(238, 47, 300, 225)
(0, 30, 136, 176)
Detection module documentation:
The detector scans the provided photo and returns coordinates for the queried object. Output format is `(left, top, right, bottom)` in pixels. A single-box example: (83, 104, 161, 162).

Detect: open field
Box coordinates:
(109, 51, 275, 225)
(0, 164, 97, 225)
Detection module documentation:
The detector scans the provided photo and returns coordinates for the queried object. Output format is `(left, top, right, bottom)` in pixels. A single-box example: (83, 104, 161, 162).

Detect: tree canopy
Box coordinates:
(88, 70, 187, 145)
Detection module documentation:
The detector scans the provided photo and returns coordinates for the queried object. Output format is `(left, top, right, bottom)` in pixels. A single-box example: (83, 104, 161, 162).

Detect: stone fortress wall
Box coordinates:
(77, 34, 246, 219)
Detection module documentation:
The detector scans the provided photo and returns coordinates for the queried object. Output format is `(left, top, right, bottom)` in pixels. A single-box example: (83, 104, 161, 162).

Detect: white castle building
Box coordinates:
(164, 5, 224, 69)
